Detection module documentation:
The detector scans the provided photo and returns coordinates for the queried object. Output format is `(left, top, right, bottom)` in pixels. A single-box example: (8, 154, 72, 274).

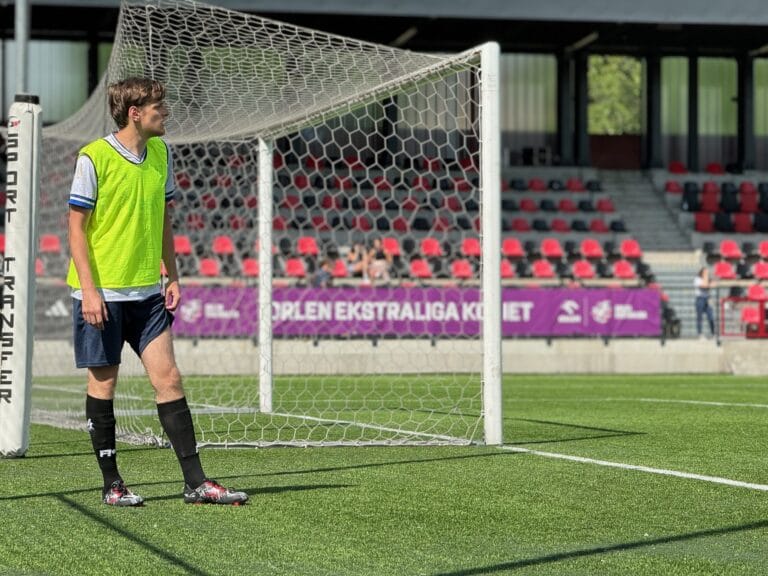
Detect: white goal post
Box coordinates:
(21, 0, 502, 448)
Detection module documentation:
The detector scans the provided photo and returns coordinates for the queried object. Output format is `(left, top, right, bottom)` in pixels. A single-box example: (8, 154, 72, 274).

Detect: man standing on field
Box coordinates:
(68, 77, 247, 506)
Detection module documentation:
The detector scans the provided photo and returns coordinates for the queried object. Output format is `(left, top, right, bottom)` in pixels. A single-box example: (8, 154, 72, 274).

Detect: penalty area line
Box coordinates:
(501, 446, 768, 492)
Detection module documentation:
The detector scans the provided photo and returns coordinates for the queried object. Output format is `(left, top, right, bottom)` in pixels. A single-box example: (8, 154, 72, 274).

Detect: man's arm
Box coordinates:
(69, 206, 108, 330)
(162, 210, 181, 311)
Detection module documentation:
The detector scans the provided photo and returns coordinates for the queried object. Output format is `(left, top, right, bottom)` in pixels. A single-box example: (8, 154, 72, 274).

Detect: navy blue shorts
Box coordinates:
(72, 293, 174, 368)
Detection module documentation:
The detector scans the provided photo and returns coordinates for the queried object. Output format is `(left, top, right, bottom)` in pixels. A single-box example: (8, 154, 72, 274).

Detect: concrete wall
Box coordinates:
(33, 337, 768, 377)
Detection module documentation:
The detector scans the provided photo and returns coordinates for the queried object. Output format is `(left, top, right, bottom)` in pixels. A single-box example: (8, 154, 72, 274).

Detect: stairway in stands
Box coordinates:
(599, 170, 700, 338)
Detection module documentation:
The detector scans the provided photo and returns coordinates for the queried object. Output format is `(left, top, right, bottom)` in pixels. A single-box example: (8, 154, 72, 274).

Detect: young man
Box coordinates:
(68, 77, 247, 506)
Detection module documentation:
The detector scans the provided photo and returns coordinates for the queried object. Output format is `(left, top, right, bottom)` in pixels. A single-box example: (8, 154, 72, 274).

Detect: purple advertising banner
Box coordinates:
(173, 287, 661, 338)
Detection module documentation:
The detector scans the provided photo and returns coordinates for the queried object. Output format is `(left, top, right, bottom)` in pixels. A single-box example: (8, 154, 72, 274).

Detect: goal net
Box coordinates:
(29, 0, 501, 446)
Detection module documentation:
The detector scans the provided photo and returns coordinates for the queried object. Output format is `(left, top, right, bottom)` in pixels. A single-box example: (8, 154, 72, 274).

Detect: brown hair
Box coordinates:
(107, 77, 166, 129)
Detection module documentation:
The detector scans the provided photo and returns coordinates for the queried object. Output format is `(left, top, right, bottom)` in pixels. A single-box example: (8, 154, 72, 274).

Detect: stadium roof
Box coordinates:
(4, 0, 768, 55)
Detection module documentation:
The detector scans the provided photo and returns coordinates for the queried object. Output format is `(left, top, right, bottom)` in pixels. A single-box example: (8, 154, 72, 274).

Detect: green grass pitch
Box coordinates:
(2, 374, 768, 575)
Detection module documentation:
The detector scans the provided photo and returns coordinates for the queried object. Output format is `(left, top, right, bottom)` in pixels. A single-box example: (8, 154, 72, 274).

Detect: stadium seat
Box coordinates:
(502, 238, 525, 259)
(540, 238, 564, 260)
(550, 218, 570, 233)
(409, 259, 433, 279)
(451, 259, 474, 280)
(343, 155, 365, 170)
(694, 212, 714, 233)
(713, 213, 734, 233)
(702, 181, 719, 194)
(273, 216, 287, 230)
(421, 237, 444, 257)
(199, 258, 220, 277)
(351, 215, 373, 231)
(304, 155, 325, 170)
(186, 213, 206, 230)
(452, 177, 473, 192)
(741, 306, 761, 326)
(331, 258, 348, 278)
(700, 191, 720, 213)
(720, 190, 739, 213)
(293, 174, 311, 190)
(747, 283, 768, 301)
(297, 236, 320, 256)
(755, 213, 768, 233)
(241, 258, 259, 277)
(531, 259, 556, 279)
(619, 239, 643, 260)
(519, 198, 538, 212)
(0, 234, 5, 253)
(391, 216, 409, 232)
(612, 259, 637, 280)
(382, 237, 402, 257)
(35, 258, 45, 276)
(539, 198, 557, 212)
(501, 259, 515, 279)
(422, 157, 443, 172)
(580, 238, 604, 259)
(412, 176, 434, 191)
(176, 172, 192, 190)
(668, 160, 687, 174)
(713, 261, 737, 280)
(740, 191, 759, 213)
(212, 235, 235, 255)
(528, 178, 547, 192)
(596, 198, 615, 213)
(706, 162, 725, 175)
(364, 196, 383, 211)
(373, 176, 392, 191)
(331, 176, 354, 190)
(558, 198, 578, 213)
(39, 234, 62, 254)
(720, 239, 743, 260)
(664, 180, 683, 194)
(589, 219, 610, 234)
(510, 218, 532, 232)
(174, 235, 193, 255)
(566, 177, 585, 192)
(734, 213, 754, 234)
(284, 258, 307, 279)
(572, 259, 596, 280)
(752, 262, 768, 280)
(461, 237, 481, 258)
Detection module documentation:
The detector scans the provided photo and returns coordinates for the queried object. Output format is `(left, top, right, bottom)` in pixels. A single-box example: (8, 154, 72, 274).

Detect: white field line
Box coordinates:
(501, 446, 768, 492)
(638, 398, 768, 409)
(34, 384, 144, 402)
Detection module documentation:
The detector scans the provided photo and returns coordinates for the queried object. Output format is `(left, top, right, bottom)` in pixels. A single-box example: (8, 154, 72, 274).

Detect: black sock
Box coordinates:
(85, 395, 121, 493)
(157, 397, 206, 488)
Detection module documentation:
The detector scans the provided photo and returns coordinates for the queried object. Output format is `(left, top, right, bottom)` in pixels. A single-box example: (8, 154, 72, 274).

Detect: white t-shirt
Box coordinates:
(694, 276, 709, 298)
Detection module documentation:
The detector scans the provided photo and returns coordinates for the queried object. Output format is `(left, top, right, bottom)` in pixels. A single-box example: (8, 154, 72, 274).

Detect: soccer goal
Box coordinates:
(25, 0, 502, 448)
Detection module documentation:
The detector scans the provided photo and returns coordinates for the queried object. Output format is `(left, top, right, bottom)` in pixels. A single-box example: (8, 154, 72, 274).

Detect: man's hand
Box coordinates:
(82, 288, 108, 330)
(165, 280, 181, 311)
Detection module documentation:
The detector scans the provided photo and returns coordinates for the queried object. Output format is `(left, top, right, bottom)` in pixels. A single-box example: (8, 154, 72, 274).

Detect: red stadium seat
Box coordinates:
(540, 238, 564, 260)
(705, 162, 725, 175)
(510, 218, 532, 232)
(702, 181, 719, 194)
(411, 176, 434, 191)
(742, 306, 761, 326)
(410, 259, 433, 279)
(186, 213, 206, 230)
(572, 259, 596, 280)
(502, 238, 524, 259)
(176, 172, 192, 190)
(558, 198, 578, 212)
(229, 215, 246, 230)
(331, 259, 348, 278)
(758, 241, 768, 260)
(531, 259, 556, 279)
(174, 235, 193, 255)
(528, 178, 547, 192)
(550, 218, 570, 233)
(566, 178, 585, 192)
(734, 213, 754, 234)
(382, 237, 402, 257)
(352, 215, 373, 231)
(720, 239, 743, 260)
(712, 261, 737, 280)
(753, 261, 768, 280)
(0, 234, 5, 253)
(700, 191, 720, 213)
(452, 177, 473, 192)
(365, 196, 383, 211)
(694, 213, 714, 233)
(461, 237, 481, 258)
(740, 192, 759, 213)
(199, 258, 220, 277)
(596, 198, 615, 213)
(401, 197, 420, 212)
(212, 235, 235, 255)
(373, 176, 392, 191)
(297, 236, 320, 256)
(242, 258, 259, 277)
(451, 259, 474, 280)
(664, 181, 683, 194)
(304, 155, 325, 170)
(39, 234, 62, 254)
(422, 157, 443, 172)
(432, 216, 453, 232)
(273, 152, 284, 169)
(501, 259, 515, 279)
(35, 258, 45, 276)
(311, 215, 332, 231)
(420, 237, 444, 257)
(580, 238, 604, 259)
(293, 174, 310, 190)
(589, 219, 610, 233)
(519, 198, 538, 213)
(343, 155, 365, 170)
(619, 239, 643, 260)
(391, 217, 409, 232)
(612, 259, 637, 280)
(284, 258, 307, 278)
(272, 216, 287, 231)
(668, 161, 687, 174)
(332, 176, 354, 190)
(747, 283, 768, 301)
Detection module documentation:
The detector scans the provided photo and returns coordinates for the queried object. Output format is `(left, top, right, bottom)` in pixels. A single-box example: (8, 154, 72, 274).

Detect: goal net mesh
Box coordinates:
(30, 0, 493, 446)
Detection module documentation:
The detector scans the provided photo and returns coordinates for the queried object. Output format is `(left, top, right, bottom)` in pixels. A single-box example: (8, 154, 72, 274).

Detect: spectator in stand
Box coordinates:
(312, 258, 333, 288)
(694, 267, 716, 339)
(367, 237, 392, 285)
(346, 242, 368, 280)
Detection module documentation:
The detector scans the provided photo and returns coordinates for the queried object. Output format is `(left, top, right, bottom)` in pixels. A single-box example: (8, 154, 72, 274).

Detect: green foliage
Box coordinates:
(589, 55, 643, 135)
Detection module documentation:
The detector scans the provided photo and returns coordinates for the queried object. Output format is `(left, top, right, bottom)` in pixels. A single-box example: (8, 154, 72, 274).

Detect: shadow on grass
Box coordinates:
(0, 450, 515, 502)
(506, 418, 645, 446)
(147, 483, 354, 503)
(432, 519, 768, 575)
(56, 494, 214, 576)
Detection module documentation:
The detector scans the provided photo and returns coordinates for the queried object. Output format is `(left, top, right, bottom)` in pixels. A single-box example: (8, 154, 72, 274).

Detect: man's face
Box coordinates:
(133, 100, 169, 136)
